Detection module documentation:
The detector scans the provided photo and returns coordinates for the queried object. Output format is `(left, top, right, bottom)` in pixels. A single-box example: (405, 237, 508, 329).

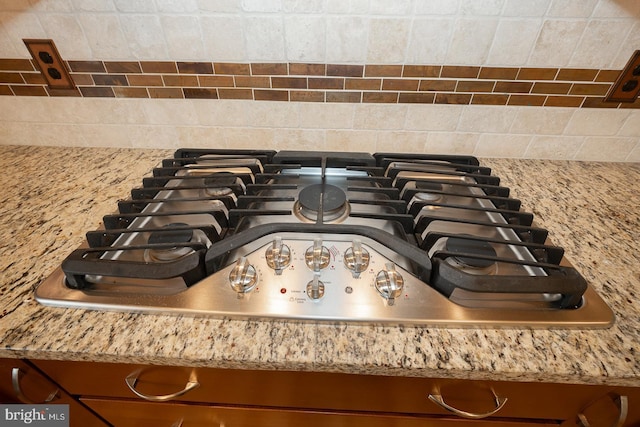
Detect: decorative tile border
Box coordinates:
(0, 58, 637, 109)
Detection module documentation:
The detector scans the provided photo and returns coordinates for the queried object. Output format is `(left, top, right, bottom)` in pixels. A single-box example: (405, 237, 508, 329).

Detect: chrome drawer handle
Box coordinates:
(577, 393, 628, 427)
(11, 367, 59, 404)
(428, 389, 507, 419)
(125, 369, 200, 402)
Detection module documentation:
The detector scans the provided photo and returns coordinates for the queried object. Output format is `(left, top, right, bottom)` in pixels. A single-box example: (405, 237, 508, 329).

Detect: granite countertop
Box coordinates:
(0, 145, 638, 387)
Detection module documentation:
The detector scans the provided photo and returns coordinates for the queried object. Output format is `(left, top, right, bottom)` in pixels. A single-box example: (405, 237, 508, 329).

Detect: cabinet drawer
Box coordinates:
(0, 358, 109, 427)
(34, 360, 512, 417)
(83, 398, 554, 427)
(0, 359, 54, 404)
(32, 359, 640, 424)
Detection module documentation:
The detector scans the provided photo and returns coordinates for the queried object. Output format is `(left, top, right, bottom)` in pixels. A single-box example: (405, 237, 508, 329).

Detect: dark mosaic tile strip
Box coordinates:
(0, 58, 634, 108)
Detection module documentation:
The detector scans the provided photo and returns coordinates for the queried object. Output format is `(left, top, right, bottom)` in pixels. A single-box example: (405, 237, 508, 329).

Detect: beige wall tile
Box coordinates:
(459, 0, 503, 15)
(425, 132, 479, 154)
(529, 20, 586, 67)
(245, 16, 286, 61)
(510, 107, 573, 135)
(0, 1, 638, 69)
(486, 19, 539, 66)
(502, 0, 550, 16)
(547, 0, 597, 18)
(407, 18, 453, 64)
(241, 0, 281, 12)
(273, 128, 326, 151)
(38, 14, 92, 58)
(325, 0, 369, 14)
(120, 15, 167, 60)
(201, 16, 244, 61)
(113, 0, 157, 13)
(325, 129, 377, 152)
(414, 0, 459, 15)
(354, 104, 407, 130)
(617, 111, 640, 137)
(28, 0, 74, 12)
(161, 15, 204, 59)
(141, 98, 199, 125)
(176, 125, 227, 148)
(376, 131, 427, 152)
(475, 134, 532, 158)
(326, 16, 368, 63)
(1, 122, 85, 146)
(156, 0, 199, 13)
(245, 101, 299, 128)
(71, 0, 115, 12)
(446, 18, 498, 64)
(370, 0, 413, 15)
(194, 99, 249, 127)
(592, 0, 640, 18)
(283, 0, 324, 13)
(80, 124, 135, 147)
(0, 21, 19, 57)
(43, 97, 100, 123)
(569, 20, 635, 68)
(626, 143, 640, 162)
(129, 124, 180, 148)
(284, 15, 325, 62)
(78, 14, 130, 59)
(525, 135, 583, 159)
(298, 103, 355, 129)
(87, 98, 149, 124)
(405, 104, 462, 131)
(367, 18, 410, 63)
(574, 137, 638, 161)
(0, 96, 56, 122)
(0, 0, 636, 68)
(614, 22, 640, 69)
(565, 109, 630, 136)
(457, 105, 517, 133)
(224, 127, 276, 149)
(0, 11, 46, 56)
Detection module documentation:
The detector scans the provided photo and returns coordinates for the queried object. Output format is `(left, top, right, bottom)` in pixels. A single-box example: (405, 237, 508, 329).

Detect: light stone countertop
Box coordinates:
(0, 145, 638, 387)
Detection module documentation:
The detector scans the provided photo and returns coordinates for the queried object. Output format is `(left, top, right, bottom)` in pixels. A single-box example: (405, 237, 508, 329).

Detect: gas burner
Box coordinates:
(414, 182, 444, 202)
(202, 174, 237, 198)
(444, 236, 497, 275)
(144, 223, 196, 263)
(294, 183, 350, 222)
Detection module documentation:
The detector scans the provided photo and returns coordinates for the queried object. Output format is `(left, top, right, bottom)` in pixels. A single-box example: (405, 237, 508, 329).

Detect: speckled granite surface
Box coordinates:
(0, 145, 638, 387)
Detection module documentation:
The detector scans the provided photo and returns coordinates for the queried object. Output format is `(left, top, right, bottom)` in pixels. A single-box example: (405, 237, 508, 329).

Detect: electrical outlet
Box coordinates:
(23, 39, 75, 90)
(605, 50, 640, 103)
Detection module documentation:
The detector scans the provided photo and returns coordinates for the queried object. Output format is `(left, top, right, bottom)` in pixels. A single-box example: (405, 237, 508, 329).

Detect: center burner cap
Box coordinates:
(296, 183, 349, 222)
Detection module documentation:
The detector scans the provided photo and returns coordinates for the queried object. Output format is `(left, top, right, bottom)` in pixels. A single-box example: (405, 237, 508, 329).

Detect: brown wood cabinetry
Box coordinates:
(29, 359, 640, 427)
(0, 358, 109, 426)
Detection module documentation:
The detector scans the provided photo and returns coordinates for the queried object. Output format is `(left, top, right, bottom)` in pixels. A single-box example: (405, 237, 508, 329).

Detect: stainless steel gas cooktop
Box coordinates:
(35, 149, 614, 328)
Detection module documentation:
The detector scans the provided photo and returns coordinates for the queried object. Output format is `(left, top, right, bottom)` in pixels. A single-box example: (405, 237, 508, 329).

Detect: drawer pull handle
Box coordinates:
(428, 389, 507, 419)
(125, 369, 200, 402)
(11, 368, 59, 404)
(577, 393, 628, 427)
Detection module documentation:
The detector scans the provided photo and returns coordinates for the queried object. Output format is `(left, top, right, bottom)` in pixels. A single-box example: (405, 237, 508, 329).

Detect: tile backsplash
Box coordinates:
(0, 0, 639, 161)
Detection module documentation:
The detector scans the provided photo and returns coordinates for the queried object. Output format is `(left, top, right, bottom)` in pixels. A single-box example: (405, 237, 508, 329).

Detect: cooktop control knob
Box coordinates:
(305, 238, 330, 272)
(375, 263, 404, 306)
(265, 237, 291, 275)
(306, 275, 325, 300)
(229, 257, 257, 294)
(343, 239, 370, 278)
